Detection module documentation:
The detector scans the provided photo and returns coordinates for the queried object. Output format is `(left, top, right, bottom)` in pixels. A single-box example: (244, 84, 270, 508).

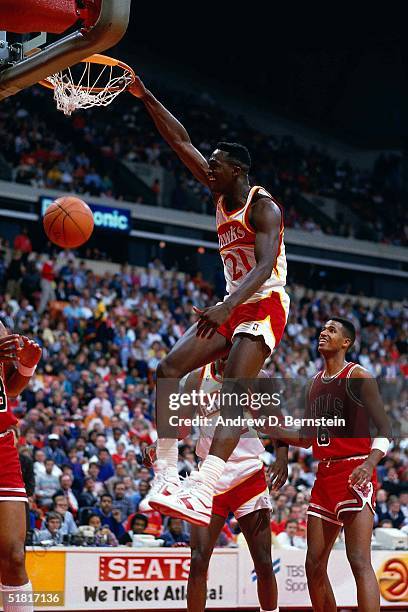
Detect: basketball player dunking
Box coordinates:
(0, 322, 42, 612)
(271, 318, 390, 612)
(129, 78, 290, 533)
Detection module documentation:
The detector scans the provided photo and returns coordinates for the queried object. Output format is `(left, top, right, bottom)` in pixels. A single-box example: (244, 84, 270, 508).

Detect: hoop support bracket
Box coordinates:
(0, 0, 131, 101)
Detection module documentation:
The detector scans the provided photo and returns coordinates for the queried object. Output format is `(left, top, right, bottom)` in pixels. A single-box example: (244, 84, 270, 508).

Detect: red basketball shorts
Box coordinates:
(308, 456, 377, 526)
(0, 430, 27, 502)
(217, 291, 290, 355)
(212, 468, 271, 519)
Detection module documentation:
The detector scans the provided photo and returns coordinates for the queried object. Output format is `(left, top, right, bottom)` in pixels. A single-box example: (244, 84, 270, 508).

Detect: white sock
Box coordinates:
(2, 581, 33, 612)
(156, 439, 179, 477)
(260, 608, 279, 612)
(198, 454, 226, 490)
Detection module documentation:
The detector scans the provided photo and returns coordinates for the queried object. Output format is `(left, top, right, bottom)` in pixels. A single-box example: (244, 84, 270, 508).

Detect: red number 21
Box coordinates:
(224, 248, 252, 280)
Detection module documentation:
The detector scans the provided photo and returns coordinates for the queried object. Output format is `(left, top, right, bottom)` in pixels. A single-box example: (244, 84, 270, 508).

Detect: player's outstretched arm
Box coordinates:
(129, 76, 209, 186)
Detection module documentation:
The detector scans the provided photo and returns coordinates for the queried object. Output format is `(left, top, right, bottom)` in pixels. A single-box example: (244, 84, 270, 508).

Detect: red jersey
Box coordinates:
(307, 362, 371, 461)
(0, 365, 18, 433)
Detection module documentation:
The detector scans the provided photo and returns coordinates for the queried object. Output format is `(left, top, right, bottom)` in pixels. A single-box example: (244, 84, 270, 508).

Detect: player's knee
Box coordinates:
(346, 550, 371, 577)
(305, 552, 326, 581)
(253, 552, 273, 580)
(156, 356, 182, 380)
(190, 548, 211, 577)
(0, 542, 25, 575)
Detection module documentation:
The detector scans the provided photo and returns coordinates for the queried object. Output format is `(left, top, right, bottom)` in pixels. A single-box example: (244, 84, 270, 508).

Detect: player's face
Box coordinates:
(207, 150, 237, 193)
(318, 320, 350, 354)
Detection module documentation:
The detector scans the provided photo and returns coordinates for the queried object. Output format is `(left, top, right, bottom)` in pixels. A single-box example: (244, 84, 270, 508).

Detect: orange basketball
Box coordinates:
(43, 196, 94, 248)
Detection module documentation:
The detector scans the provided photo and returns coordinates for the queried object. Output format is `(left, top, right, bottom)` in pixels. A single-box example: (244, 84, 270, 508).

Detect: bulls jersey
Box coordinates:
(195, 362, 264, 492)
(0, 365, 17, 433)
(216, 185, 287, 303)
(307, 362, 371, 461)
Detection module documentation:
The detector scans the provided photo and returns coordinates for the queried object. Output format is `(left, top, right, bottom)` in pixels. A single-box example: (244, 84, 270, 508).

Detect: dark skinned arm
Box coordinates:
(267, 441, 289, 491)
(259, 379, 313, 449)
(196, 197, 282, 337)
(348, 366, 391, 487)
(0, 322, 42, 398)
(129, 76, 210, 186)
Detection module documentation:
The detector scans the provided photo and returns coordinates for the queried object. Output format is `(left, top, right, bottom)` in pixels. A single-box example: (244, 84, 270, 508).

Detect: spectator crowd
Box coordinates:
(0, 82, 406, 246)
(0, 240, 406, 549)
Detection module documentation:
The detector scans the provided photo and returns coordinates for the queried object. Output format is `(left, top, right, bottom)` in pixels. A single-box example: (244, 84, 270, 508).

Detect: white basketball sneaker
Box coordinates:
(138, 461, 181, 512)
(149, 471, 213, 526)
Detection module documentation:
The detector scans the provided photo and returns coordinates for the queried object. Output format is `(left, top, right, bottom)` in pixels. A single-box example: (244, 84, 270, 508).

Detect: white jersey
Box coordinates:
(216, 185, 287, 303)
(195, 363, 264, 493)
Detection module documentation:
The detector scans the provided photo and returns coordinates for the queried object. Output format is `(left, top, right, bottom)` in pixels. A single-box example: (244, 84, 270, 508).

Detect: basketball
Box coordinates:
(43, 196, 94, 248)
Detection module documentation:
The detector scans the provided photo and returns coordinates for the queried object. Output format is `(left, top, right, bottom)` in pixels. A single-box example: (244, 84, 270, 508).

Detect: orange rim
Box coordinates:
(38, 53, 135, 93)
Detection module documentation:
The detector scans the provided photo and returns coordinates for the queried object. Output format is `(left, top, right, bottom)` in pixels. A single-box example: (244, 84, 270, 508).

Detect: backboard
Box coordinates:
(0, 0, 131, 101)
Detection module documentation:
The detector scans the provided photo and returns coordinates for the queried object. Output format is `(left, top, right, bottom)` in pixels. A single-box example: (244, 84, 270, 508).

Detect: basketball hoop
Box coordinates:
(39, 53, 135, 115)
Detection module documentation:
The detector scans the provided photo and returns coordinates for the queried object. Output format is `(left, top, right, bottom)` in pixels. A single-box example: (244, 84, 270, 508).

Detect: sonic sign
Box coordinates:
(40, 197, 131, 233)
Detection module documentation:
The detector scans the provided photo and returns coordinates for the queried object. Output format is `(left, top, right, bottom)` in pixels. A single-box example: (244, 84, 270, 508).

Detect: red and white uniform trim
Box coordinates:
(308, 456, 377, 526)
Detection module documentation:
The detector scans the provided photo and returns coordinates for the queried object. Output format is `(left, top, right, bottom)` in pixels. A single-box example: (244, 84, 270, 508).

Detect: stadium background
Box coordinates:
(0, 7, 407, 611)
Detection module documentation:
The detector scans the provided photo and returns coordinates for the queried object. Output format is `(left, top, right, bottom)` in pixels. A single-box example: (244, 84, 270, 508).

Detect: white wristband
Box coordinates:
(17, 362, 37, 377)
(371, 437, 390, 455)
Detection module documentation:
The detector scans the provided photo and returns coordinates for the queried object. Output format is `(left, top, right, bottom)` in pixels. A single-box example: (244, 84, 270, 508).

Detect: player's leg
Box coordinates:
(157, 321, 229, 381)
(238, 509, 278, 612)
(208, 333, 269, 461)
(305, 515, 340, 612)
(199, 295, 288, 489)
(0, 501, 33, 612)
(343, 505, 380, 612)
(145, 323, 229, 508)
(187, 514, 225, 612)
(149, 335, 270, 525)
(156, 321, 229, 447)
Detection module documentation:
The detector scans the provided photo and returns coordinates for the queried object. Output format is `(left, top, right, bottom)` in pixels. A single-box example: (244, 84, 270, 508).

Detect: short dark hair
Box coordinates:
(131, 513, 148, 529)
(100, 493, 113, 501)
(215, 142, 251, 170)
(330, 317, 356, 348)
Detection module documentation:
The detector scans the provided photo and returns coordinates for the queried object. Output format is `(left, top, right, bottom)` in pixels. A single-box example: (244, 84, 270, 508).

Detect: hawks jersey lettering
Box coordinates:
(195, 363, 264, 492)
(307, 362, 371, 461)
(0, 364, 17, 432)
(216, 185, 287, 303)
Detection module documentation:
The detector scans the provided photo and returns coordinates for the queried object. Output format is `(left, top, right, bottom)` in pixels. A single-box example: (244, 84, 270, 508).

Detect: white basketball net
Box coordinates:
(45, 60, 134, 116)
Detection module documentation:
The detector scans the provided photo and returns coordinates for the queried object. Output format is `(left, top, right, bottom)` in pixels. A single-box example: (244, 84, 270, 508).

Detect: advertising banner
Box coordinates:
(63, 548, 236, 610)
(25, 547, 407, 610)
(238, 547, 408, 609)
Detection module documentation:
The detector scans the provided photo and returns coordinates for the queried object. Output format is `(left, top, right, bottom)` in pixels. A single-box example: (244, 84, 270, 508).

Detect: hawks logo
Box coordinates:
(377, 556, 408, 602)
(218, 221, 247, 249)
